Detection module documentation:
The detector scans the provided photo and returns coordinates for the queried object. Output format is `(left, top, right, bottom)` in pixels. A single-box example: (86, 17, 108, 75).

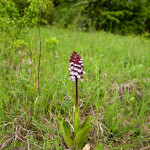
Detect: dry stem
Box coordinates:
(38, 0, 44, 94)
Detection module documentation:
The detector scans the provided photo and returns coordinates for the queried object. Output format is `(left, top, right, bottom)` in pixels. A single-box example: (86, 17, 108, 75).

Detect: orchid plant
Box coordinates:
(58, 51, 91, 150)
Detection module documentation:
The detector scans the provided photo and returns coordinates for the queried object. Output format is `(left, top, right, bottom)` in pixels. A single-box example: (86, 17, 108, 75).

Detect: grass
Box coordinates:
(0, 27, 150, 149)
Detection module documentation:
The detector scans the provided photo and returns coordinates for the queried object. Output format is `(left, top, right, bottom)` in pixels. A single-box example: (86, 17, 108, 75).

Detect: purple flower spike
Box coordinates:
(69, 51, 85, 82)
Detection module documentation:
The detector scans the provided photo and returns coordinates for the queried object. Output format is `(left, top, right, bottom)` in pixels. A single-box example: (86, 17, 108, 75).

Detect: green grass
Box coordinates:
(0, 27, 150, 149)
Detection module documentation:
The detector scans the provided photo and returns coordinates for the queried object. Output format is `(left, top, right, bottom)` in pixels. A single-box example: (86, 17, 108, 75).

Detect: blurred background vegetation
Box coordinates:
(0, 0, 150, 35)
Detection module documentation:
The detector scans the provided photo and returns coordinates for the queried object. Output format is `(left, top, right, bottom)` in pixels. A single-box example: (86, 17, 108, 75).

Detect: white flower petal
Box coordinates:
(73, 72, 76, 76)
(77, 69, 82, 73)
(70, 71, 75, 75)
(77, 75, 80, 79)
(69, 63, 74, 66)
(74, 67, 77, 71)
(71, 76, 75, 81)
(80, 78, 83, 82)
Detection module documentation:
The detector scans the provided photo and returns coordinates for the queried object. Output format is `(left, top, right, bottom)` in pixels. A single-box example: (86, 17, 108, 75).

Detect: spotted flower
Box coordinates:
(69, 51, 85, 82)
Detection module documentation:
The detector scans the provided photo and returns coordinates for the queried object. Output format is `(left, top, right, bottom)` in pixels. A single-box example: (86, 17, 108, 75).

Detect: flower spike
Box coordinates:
(69, 51, 85, 82)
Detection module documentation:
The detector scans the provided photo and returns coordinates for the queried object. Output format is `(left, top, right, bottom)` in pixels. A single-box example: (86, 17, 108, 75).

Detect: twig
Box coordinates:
(38, 0, 44, 94)
(34, 143, 44, 150)
(0, 137, 13, 150)
(140, 146, 150, 150)
(14, 124, 44, 150)
(66, 119, 74, 131)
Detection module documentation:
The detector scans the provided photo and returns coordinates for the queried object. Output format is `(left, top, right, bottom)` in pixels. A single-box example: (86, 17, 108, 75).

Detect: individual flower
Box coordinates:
(69, 51, 85, 82)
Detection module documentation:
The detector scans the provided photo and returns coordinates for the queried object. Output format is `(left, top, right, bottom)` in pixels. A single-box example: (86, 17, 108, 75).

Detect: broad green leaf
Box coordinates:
(74, 125, 91, 149)
(58, 118, 73, 149)
(81, 116, 91, 129)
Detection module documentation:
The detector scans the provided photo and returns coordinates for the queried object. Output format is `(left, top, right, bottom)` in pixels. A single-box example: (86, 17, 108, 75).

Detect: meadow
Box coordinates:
(0, 27, 150, 149)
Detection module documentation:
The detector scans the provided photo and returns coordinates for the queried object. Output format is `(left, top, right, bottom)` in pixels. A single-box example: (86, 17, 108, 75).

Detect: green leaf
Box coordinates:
(81, 116, 91, 129)
(58, 118, 73, 149)
(74, 125, 91, 149)
(94, 143, 104, 150)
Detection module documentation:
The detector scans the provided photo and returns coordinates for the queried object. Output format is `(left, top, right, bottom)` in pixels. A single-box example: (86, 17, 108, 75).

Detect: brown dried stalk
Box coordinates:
(38, 0, 44, 94)
(38, 0, 44, 95)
